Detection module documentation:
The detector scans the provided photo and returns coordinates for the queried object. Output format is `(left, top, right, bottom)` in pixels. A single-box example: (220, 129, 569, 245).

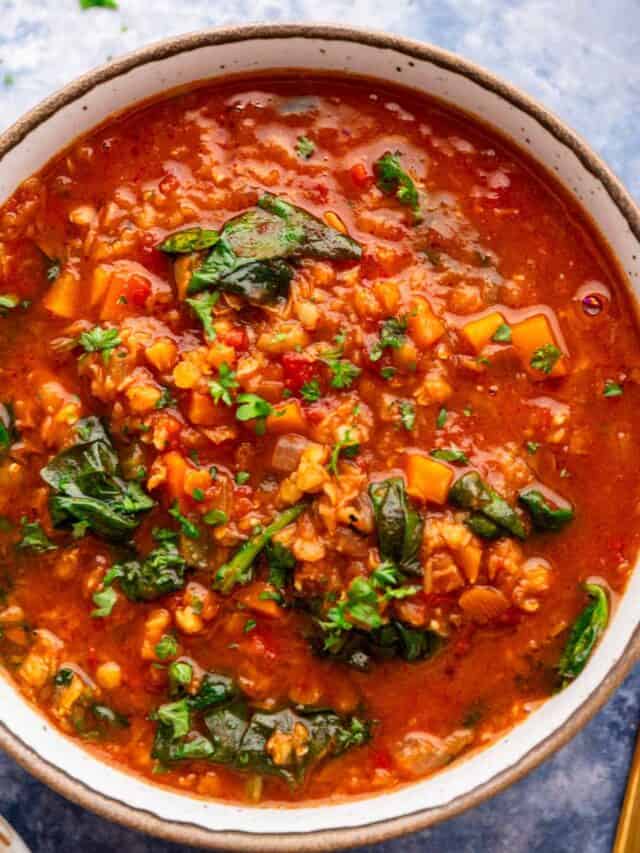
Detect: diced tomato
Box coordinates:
(308, 182, 329, 205)
(281, 352, 317, 393)
(371, 748, 393, 771)
(126, 274, 151, 308)
(350, 162, 371, 188)
(224, 327, 248, 352)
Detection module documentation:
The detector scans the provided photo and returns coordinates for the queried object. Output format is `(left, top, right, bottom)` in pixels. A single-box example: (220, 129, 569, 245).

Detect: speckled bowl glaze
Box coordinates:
(0, 24, 639, 853)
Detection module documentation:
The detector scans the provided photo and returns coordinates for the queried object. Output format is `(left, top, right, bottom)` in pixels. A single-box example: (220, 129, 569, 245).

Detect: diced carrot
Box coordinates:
(187, 391, 226, 427)
(43, 271, 79, 318)
(458, 586, 509, 624)
(324, 211, 347, 234)
(461, 311, 505, 353)
(373, 280, 400, 314)
(266, 400, 308, 435)
(89, 266, 111, 308)
(146, 339, 178, 373)
(184, 466, 212, 497)
(164, 450, 187, 500)
(408, 296, 445, 349)
(350, 162, 370, 187)
(511, 314, 568, 379)
(99, 275, 130, 322)
(125, 383, 162, 414)
(240, 582, 285, 619)
(405, 453, 453, 504)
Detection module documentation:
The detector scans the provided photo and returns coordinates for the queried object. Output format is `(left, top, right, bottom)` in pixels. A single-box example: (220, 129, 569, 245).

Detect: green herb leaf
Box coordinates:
(235, 471, 250, 486)
(300, 379, 321, 402)
(373, 152, 422, 221)
(235, 393, 273, 433)
(492, 323, 512, 343)
(91, 585, 118, 618)
(168, 502, 199, 540)
(603, 380, 623, 398)
(186, 291, 219, 341)
(155, 635, 178, 660)
(108, 534, 187, 602)
(398, 400, 415, 431)
(203, 508, 228, 526)
(79, 0, 118, 8)
(449, 471, 526, 539)
(430, 447, 469, 465)
(209, 363, 239, 406)
(158, 227, 219, 254)
(155, 387, 176, 410)
(525, 441, 540, 454)
(78, 326, 121, 364)
(54, 668, 74, 687)
(558, 583, 608, 687)
(436, 407, 448, 429)
(530, 343, 561, 375)
(16, 517, 57, 553)
(243, 618, 257, 633)
(369, 316, 408, 362)
(518, 489, 574, 531)
(368, 478, 423, 576)
(327, 428, 360, 475)
(169, 661, 193, 688)
(295, 136, 315, 159)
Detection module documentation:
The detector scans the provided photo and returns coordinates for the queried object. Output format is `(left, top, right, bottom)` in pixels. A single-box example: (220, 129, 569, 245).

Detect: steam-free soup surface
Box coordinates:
(0, 74, 637, 804)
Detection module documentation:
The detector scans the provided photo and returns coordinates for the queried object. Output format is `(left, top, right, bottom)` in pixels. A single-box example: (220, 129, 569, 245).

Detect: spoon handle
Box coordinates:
(614, 727, 640, 853)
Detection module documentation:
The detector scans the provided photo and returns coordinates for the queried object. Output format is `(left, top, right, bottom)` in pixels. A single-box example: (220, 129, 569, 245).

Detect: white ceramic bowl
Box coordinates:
(0, 24, 639, 852)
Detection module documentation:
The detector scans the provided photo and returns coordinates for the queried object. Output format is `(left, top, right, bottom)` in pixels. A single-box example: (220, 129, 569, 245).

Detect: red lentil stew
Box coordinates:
(0, 73, 637, 805)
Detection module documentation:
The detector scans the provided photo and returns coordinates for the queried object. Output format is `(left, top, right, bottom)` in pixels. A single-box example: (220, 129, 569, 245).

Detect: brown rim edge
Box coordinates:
(1, 22, 640, 852)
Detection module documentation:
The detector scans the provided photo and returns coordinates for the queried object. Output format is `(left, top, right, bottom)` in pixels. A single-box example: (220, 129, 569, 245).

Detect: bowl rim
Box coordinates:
(1, 21, 639, 852)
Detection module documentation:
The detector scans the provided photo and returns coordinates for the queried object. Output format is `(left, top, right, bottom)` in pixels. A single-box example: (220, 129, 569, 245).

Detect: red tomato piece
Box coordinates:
(281, 352, 316, 393)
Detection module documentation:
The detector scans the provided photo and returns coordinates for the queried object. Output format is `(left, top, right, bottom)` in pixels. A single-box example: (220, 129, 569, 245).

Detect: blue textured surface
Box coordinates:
(1, 1, 639, 851)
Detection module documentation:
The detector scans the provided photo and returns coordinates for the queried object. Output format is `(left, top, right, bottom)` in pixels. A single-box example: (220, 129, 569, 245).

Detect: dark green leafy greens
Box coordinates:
(151, 671, 370, 785)
(186, 291, 219, 341)
(368, 477, 424, 576)
(518, 489, 574, 531)
(174, 194, 360, 300)
(264, 540, 296, 591)
(158, 228, 219, 254)
(16, 517, 57, 553)
(316, 619, 440, 671)
(103, 529, 187, 601)
(430, 447, 469, 465)
(449, 472, 526, 540)
(558, 583, 608, 688)
(0, 403, 17, 456)
(214, 504, 306, 594)
(40, 417, 154, 542)
(373, 152, 422, 221)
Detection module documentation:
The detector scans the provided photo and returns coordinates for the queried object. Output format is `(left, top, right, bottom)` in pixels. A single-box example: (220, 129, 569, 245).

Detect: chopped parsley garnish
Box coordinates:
(203, 508, 228, 526)
(381, 366, 396, 380)
(398, 400, 415, 431)
(192, 488, 205, 502)
(54, 668, 74, 687)
(168, 661, 192, 687)
(369, 316, 408, 362)
(430, 447, 469, 465)
(320, 338, 361, 390)
(185, 291, 219, 341)
(235, 393, 273, 434)
(235, 471, 250, 486)
(373, 152, 422, 221)
(300, 379, 321, 402)
(155, 387, 176, 409)
(603, 380, 623, 398)
(209, 362, 238, 406)
(327, 428, 360, 476)
(492, 323, 512, 343)
(530, 343, 561, 375)
(91, 585, 118, 618)
(78, 326, 121, 363)
(436, 407, 448, 429)
(168, 502, 199, 539)
(0, 295, 28, 315)
(295, 136, 315, 159)
(525, 441, 540, 454)
(243, 618, 257, 633)
(155, 635, 178, 660)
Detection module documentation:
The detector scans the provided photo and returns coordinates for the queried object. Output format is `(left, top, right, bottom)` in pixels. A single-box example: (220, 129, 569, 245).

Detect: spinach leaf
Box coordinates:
(465, 512, 501, 540)
(40, 417, 154, 542)
(214, 504, 306, 594)
(449, 472, 526, 540)
(518, 489, 574, 531)
(264, 540, 296, 591)
(186, 194, 361, 298)
(158, 227, 219, 254)
(16, 517, 57, 553)
(368, 477, 424, 576)
(558, 583, 608, 687)
(185, 291, 219, 341)
(106, 533, 187, 602)
(430, 447, 469, 465)
(317, 620, 440, 671)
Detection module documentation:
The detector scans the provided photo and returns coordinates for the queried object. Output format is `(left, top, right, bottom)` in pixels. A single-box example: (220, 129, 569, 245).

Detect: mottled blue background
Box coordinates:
(0, 1, 639, 850)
